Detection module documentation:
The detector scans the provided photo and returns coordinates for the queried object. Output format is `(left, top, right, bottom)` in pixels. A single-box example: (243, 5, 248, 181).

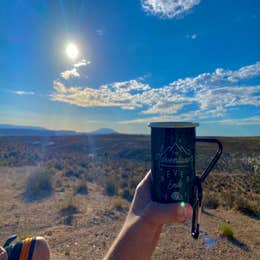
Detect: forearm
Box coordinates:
(103, 171, 193, 260)
(104, 216, 162, 260)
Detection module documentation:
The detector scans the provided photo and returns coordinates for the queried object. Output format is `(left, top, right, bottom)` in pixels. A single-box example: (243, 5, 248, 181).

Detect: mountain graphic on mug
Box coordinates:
(159, 142, 192, 167)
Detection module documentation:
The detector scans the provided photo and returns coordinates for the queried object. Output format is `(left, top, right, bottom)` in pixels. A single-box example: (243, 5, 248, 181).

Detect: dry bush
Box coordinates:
(74, 181, 88, 195)
(121, 188, 133, 202)
(25, 170, 53, 201)
(235, 196, 260, 218)
(203, 192, 220, 209)
(112, 197, 128, 212)
(59, 193, 78, 215)
(104, 178, 118, 196)
(55, 179, 62, 188)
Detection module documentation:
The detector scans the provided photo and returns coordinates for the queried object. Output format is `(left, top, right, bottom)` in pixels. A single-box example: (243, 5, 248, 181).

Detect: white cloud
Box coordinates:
(60, 68, 80, 80)
(118, 110, 202, 124)
(96, 29, 104, 37)
(186, 33, 197, 40)
(74, 59, 91, 68)
(51, 80, 150, 110)
(52, 62, 260, 123)
(141, 0, 201, 19)
(209, 116, 260, 125)
(11, 90, 35, 95)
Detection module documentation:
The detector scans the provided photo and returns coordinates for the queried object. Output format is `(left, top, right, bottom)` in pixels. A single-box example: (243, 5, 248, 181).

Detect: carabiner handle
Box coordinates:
(191, 177, 202, 239)
(191, 138, 223, 239)
(196, 138, 223, 183)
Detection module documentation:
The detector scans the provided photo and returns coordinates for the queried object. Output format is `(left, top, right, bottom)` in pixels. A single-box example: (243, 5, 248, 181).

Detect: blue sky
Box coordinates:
(0, 0, 259, 135)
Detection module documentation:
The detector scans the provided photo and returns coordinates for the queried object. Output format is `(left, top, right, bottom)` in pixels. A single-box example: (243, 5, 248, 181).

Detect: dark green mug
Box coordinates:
(148, 122, 223, 239)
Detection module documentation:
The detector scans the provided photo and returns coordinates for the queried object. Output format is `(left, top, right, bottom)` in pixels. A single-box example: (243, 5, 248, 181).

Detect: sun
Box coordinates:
(66, 43, 79, 59)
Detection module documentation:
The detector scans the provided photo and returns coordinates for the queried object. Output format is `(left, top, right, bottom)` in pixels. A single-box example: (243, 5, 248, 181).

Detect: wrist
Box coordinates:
(125, 212, 162, 236)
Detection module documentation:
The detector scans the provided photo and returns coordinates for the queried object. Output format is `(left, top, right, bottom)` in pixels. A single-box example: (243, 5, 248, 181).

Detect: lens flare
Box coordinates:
(180, 201, 185, 207)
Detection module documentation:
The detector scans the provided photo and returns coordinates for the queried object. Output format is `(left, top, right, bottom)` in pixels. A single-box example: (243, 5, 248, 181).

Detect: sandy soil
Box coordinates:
(0, 166, 259, 259)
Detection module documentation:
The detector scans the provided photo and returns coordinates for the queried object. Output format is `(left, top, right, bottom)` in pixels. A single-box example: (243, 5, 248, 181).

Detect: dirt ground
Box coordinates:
(0, 166, 259, 259)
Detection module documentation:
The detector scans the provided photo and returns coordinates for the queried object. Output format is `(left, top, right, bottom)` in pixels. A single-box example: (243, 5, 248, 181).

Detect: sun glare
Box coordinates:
(66, 43, 79, 59)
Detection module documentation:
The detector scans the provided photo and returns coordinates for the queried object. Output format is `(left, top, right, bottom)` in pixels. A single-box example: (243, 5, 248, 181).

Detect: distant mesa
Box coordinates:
(0, 124, 118, 136)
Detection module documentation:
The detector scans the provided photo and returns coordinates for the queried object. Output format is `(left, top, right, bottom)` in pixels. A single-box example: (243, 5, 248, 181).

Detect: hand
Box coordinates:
(104, 171, 193, 260)
(0, 247, 8, 260)
(127, 170, 193, 229)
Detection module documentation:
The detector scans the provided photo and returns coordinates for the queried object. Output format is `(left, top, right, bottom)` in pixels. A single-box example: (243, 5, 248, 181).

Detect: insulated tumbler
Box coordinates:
(148, 122, 223, 239)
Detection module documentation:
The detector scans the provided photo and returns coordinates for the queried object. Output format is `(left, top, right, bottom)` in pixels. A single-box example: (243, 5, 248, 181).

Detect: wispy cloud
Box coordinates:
(74, 59, 91, 68)
(51, 62, 260, 124)
(141, 0, 201, 19)
(96, 29, 104, 37)
(60, 59, 90, 80)
(186, 33, 197, 40)
(213, 116, 260, 125)
(60, 68, 80, 80)
(11, 90, 35, 95)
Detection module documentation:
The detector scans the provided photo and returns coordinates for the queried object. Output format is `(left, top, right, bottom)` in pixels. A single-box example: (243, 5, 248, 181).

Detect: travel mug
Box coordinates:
(148, 122, 223, 239)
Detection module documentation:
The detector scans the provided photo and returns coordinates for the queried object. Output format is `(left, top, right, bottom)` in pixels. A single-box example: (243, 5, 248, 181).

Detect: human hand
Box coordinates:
(0, 247, 7, 260)
(104, 171, 193, 260)
(127, 170, 193, 229)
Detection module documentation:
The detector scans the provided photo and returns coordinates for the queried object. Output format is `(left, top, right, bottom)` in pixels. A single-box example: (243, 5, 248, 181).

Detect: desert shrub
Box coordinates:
(122, 188, 133, 201)
(59, 193, 79, 217)
(54, 162, 63, 170)
(64, 169, 80, 178)
(25, 170, 53, 201)
(130, 179, 139, 189)
(120, 181, 128, 189)
(203, 192, 220, 209)
(104, 179, 118, 196)
(74, 181, 88, 195)
(80, 161, 88, 168)
(55, 179, 62, 188)
(121, 173, 128, 179)
(112, 197, 127, 212)
(235, 197, 260, 218)
(86, 175, 94, 182)
(219, 223, 234, 238)
(222, 191, 237, 209)
(64, 245, 71, 256)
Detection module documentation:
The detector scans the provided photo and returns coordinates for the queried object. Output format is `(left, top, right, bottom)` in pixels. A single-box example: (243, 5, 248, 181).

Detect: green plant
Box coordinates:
(64, 245, 71, 256)
(219, 223, 234, 238)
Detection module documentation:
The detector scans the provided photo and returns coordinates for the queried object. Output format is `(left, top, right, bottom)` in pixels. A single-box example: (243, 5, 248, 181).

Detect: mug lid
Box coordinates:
(148, 122, 199, 128)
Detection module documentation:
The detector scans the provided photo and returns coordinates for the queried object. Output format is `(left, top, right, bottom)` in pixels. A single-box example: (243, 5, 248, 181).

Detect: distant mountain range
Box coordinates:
(0, 124, 118, 136)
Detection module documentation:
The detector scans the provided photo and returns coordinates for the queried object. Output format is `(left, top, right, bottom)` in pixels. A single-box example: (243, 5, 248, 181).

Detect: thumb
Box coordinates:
(147, 202, 193, 224)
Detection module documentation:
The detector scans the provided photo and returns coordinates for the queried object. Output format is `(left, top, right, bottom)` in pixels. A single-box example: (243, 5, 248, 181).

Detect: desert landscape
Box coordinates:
(0, 134, 259, 259)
